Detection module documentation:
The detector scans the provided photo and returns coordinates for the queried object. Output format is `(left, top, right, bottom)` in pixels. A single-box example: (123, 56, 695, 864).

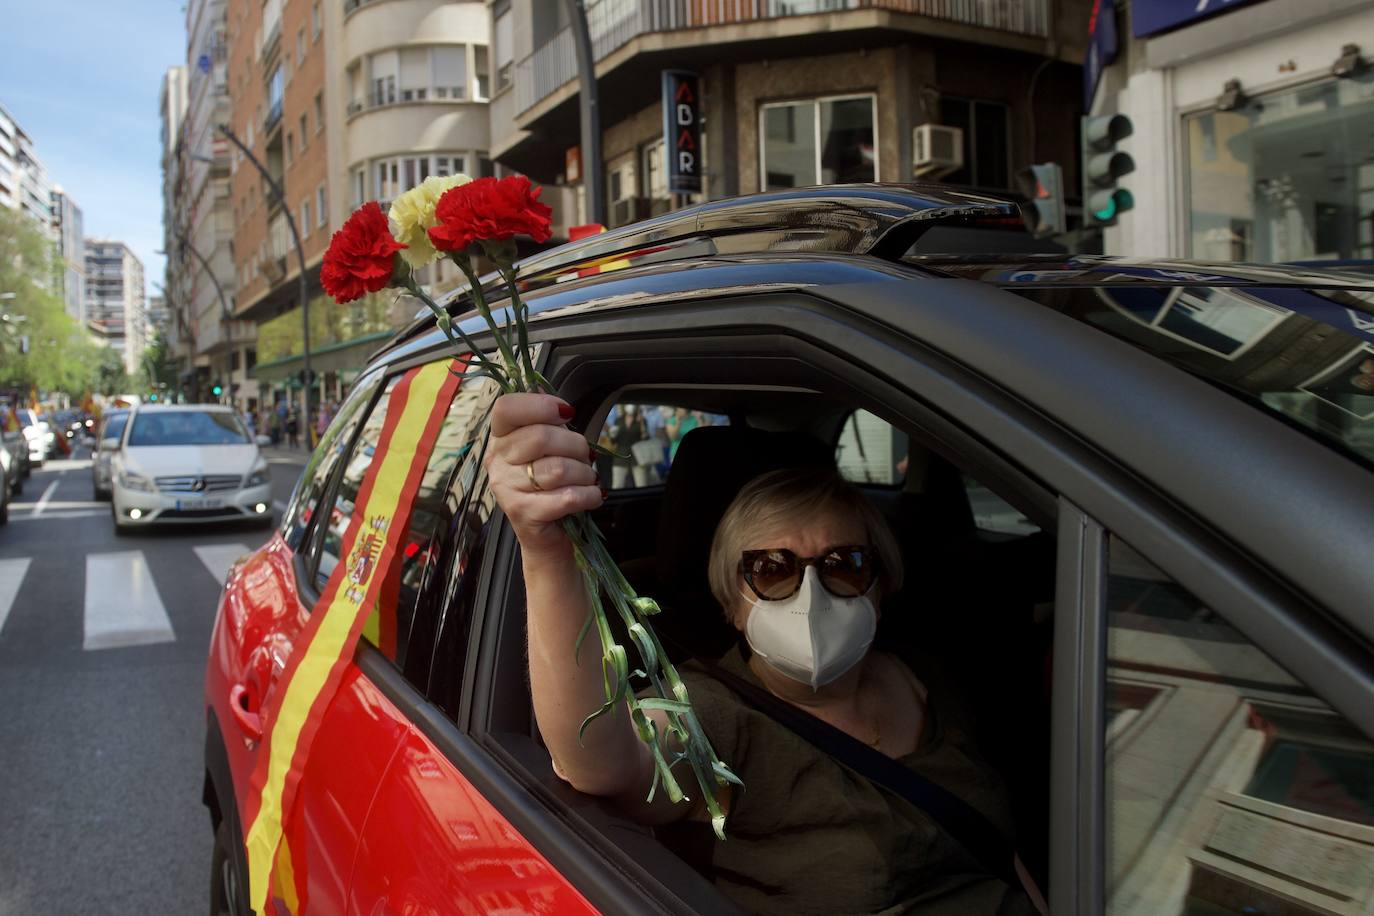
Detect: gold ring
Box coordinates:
(526, 461, 543, 492)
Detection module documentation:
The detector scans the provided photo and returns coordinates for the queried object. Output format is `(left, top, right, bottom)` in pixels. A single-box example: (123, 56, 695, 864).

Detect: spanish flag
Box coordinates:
(241, 358, 466, 914)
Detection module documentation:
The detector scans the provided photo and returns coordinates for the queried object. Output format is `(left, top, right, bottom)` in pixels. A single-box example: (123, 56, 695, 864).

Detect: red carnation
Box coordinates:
(320, 201, 407, 303)
(428, 176, 553, 253)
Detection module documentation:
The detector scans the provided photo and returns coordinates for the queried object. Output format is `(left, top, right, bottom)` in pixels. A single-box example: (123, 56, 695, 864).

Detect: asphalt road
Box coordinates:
(0, 443, 307, 914)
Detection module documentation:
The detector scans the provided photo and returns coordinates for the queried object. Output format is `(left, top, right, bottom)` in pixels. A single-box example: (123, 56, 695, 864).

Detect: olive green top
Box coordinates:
(659, 647, 1034, 916)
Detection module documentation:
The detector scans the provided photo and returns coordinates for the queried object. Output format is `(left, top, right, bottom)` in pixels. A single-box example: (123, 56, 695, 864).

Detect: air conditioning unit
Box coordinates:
(912, 124, 964, 180)
(610, 196, 648, 229)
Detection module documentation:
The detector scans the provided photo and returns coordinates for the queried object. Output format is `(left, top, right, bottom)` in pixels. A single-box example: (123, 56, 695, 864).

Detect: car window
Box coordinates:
(964, 476, 1040, 538)
(1016, 285, 1374, 470)
(282, 368, 384, 552)
(102, 414, 128, 442)
(597, 402, 728, 490)
(359, 373, 501, 679)
(1104, 535, 1374, 915)
(836, 409, 907, 486)
(127, 411, 249, 446)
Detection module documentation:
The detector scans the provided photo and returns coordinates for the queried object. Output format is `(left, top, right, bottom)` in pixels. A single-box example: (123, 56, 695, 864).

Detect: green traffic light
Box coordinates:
(212, 385, 223, 396)
(149, 393, 158, 402)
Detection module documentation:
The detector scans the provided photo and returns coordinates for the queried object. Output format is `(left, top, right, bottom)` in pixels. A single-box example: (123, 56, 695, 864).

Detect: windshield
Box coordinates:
(127, 411, 250, 446)
(1013, 284, 1374, 470)
(102, 415, 129, 442)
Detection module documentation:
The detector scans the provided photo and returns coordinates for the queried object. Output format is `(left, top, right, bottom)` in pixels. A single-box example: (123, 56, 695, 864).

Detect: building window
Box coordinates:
(494, 2, 513, 91)
(296, 28, 305, 66)
(246, 348, 257, 369)
(365, 153, 471, 203)
(352, 166, 366, 207)
(286, 131, 294, 166)
(311, 2, 321, 41)
(474, 45, 490, 101)
(370, 46, 467, 105)
(760, 94, 877, 191)
(937, 97, 1011, 190)
(301, 199, 311, 236)
(314, 92, 324, 133)
(316, 183, 327, 228)
(432, 46, 465, 100)
(1188, 79, 1374, 263)
(298, 115, 307, 150)
(642, 138, 668, 212)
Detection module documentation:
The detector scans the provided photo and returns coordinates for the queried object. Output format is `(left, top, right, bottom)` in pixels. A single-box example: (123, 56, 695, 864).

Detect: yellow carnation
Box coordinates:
(389, 173, 471, 269)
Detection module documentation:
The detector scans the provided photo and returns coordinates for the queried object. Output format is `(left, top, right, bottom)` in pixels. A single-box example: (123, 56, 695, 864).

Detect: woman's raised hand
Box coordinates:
(485, 393, 603, 559)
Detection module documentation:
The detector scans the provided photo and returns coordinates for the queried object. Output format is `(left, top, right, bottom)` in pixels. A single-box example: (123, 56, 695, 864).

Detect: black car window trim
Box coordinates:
(464, 329, 1061, 909)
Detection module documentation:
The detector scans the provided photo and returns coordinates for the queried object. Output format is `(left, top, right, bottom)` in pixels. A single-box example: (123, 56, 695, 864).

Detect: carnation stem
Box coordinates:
(414, 249, 738, 838)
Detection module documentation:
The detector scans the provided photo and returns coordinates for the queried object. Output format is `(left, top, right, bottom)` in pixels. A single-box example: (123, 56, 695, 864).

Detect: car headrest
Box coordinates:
(654, 425, 835, 596)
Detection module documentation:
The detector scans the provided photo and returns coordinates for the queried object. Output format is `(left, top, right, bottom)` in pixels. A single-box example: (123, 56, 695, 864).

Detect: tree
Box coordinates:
(0, 208, 100, 395)
(138, 329, 176, 392)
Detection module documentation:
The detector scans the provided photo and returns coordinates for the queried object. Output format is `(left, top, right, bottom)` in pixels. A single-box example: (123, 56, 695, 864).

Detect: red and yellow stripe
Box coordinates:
(241, 358, 466, 914)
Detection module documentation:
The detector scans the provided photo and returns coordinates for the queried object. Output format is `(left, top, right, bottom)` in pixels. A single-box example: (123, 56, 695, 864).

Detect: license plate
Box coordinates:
(176, 497, 225, 510)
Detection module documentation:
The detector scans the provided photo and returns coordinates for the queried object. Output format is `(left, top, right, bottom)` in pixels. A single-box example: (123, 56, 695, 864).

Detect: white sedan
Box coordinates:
(110, 404, 274, 533)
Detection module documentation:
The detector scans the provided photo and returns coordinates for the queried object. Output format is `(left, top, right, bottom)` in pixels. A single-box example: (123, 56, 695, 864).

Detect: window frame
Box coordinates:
(758, 92, 880, 191)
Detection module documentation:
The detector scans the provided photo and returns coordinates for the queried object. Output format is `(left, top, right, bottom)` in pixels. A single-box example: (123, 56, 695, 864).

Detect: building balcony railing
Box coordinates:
(264, 100, 283, 133)
(345, 85, 472, 120)
(515, 0, 1049, 115)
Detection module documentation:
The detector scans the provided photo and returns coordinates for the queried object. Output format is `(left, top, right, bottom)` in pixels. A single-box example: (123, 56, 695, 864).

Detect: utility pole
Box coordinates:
(216, 123, 313, 428)
(564, 0, 605, 226)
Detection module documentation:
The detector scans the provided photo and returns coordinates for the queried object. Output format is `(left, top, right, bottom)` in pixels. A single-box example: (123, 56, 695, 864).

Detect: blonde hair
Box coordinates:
(707, 466, 904, 619)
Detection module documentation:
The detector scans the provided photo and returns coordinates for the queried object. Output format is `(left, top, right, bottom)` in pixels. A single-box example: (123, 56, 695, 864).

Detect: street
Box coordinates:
(0, 444, 304, 914)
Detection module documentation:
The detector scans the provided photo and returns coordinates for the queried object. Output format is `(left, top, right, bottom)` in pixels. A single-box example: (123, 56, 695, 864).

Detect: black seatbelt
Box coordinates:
(703, 662, 1020, 889)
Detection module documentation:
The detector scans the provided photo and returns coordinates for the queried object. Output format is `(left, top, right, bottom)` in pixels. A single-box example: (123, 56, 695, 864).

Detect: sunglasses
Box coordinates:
(739, 545, 878, 601)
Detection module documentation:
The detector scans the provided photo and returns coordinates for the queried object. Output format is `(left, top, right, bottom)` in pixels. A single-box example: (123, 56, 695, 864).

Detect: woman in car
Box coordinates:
(487, 393, 1037, 915)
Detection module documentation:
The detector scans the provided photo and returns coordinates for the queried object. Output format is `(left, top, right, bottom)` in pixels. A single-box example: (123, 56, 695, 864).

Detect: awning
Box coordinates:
(250, 331, 393, 384)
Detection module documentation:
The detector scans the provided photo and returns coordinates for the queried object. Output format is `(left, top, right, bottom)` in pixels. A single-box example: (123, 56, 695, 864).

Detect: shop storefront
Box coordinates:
(1099, 0, 1374, 263)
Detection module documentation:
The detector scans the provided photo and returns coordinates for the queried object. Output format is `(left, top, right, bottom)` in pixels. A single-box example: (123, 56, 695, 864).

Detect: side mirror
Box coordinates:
(256, 435, 272, 447)
(99, 438, 119, 453)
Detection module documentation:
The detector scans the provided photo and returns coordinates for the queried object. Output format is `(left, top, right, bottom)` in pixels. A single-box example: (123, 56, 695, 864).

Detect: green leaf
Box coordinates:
(636, 698, 694, 714)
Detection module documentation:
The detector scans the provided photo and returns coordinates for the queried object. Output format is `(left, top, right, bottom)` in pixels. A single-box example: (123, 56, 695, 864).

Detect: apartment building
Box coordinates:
(490, 0, 1090, 230)
(0, 102, 54, 232)
(50, 187, 85, 325)
(84, 240, 146, 374)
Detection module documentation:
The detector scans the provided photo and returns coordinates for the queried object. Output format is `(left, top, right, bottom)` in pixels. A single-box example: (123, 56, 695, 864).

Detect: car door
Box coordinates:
(344, 362, 600, 914)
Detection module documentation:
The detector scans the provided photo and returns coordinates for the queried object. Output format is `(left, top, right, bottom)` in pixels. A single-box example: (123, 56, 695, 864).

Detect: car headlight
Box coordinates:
(245, 468, 270, 488)
(118, 470, 154, 492)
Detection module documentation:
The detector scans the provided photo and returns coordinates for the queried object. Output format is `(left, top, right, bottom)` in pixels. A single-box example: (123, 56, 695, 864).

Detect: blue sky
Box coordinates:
(2, 0, 185, 292)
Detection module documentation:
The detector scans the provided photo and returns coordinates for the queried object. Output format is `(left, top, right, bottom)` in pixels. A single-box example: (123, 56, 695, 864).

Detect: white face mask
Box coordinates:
(744, 566, 877, 691)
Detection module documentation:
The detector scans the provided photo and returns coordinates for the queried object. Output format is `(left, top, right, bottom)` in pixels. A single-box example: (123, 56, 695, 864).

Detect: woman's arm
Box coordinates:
(486, 394, 695, 822)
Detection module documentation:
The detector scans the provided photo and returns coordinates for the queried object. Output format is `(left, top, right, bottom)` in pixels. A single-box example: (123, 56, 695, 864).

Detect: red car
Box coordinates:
(204, 187, 1374, 915)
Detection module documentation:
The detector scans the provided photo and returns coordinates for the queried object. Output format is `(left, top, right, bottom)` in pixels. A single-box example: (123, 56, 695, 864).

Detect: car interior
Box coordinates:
(455, 370, 1060, 907)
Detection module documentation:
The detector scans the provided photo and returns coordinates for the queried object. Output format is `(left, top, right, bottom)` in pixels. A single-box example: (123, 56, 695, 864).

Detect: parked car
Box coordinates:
(90, 408, 130, 500)
(202, 186, 1374, 916)
(0, 403, 29, 498)
(110, 404, 273, 533)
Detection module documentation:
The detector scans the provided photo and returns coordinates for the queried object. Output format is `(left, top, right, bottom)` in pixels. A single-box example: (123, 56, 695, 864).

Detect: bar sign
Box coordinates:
(662, 70, 702, 195)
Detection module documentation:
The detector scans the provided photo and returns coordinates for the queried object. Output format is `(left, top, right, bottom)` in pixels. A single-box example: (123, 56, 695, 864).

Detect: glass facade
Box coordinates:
(761, 95, 876, 190)
(1187, 77, 1374, 263)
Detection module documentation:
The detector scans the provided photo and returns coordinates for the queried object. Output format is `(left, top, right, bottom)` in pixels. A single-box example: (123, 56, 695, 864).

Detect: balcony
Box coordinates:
(263, 100, 283, 134)
(515, 0, 1050, 116)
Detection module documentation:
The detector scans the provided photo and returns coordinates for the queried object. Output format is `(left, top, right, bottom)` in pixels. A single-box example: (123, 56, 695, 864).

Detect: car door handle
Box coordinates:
(229, 683, 264, 743)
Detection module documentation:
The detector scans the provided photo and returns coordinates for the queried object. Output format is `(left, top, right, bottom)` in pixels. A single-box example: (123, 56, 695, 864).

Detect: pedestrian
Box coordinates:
(286, 409, 300, 449)
(316, 400, 332, 443)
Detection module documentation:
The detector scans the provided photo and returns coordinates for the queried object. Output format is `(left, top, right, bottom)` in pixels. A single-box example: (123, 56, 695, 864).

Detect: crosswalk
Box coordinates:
(0, 542, 252, 651)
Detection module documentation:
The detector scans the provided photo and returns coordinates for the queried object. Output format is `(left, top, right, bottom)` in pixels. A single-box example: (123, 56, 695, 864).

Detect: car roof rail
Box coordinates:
(382, 183, 1021, 353)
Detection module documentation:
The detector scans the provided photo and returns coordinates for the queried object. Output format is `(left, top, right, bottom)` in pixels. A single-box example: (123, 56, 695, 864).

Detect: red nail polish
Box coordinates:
(558, 402, 574, 419)
(600, 487, 609, 500)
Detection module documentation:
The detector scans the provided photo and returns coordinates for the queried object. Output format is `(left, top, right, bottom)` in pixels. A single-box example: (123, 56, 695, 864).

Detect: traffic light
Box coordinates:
(1015, 162, 1065, 239)
(1081, 114, 1134, 226)
(211, 383, 223, 397)
(298, 368, 316, 387)
(149, 393, 158, 402)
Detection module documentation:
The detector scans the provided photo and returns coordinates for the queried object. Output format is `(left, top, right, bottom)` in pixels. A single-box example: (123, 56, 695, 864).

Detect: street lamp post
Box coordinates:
(564, 0, 606, 227)
(213, 124, 313, 431)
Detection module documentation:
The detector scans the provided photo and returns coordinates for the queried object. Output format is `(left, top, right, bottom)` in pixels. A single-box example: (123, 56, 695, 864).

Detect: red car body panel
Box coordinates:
(206, 531, 597, 913)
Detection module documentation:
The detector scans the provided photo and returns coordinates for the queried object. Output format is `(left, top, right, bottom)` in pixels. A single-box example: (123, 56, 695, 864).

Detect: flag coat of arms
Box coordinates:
(240, 358, 466, 913)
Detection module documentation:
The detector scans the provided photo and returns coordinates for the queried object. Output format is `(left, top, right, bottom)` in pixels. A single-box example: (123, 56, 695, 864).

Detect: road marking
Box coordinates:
(83, 551, 176, 650)
(193, 543, 252, 587)
(32, 480, 58, 516)
(9, 509, 104, 523)
(7, 500, 104, 510)
(0, 558, 31, 639)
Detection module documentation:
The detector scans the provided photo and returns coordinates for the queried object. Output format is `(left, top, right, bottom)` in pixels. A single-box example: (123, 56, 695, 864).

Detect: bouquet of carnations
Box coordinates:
(319, 174, 739, 837)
